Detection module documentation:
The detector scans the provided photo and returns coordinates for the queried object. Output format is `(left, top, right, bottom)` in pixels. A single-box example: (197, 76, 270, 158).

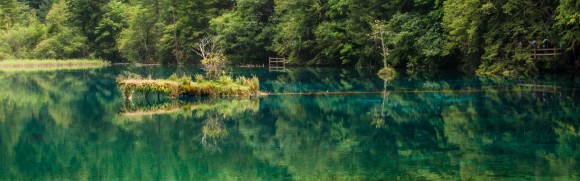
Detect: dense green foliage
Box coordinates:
(0, 0, 578, 75)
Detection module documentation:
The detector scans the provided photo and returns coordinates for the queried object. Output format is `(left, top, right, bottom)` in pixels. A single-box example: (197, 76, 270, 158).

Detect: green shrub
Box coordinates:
(180, 74, 192, 85)
(168, 73, 179, 81)
(194, 74, 205, 82)
(0, 24, 46, 59)
(201, 53, 227, 79)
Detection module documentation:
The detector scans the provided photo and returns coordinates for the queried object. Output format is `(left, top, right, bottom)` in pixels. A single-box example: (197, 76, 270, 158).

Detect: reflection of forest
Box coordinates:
(115, 98, 260, 153)
(267, 67, 384, 93)
(257, 72, 580, 179)
(0, 70, 278, 180)
(0, 70, 120, 179)
(0, 69, 579, 180)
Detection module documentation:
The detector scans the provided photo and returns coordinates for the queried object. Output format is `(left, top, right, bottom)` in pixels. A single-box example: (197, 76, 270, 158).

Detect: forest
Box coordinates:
(0, 0, 579, 75)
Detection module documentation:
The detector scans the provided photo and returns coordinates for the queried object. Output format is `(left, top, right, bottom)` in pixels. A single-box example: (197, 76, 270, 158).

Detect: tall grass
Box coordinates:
(0, 59, 109, 72)
(0, 59, 109, 66)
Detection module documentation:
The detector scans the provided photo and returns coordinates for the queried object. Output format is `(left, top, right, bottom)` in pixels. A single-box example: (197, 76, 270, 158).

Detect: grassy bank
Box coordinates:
(0, 65, 109, 72)
(0, 59, 110, 70)
(117, 73, 260, 100)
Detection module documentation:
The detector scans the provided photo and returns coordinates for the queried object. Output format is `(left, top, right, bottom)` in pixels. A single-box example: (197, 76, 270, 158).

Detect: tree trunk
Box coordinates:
(381, 38, 388, 69)
(155, 0, 159, 19)
(172, 0, 181, 65)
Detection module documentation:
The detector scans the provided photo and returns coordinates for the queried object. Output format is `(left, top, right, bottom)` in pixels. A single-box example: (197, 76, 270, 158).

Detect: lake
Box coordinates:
(0, 66, 579, 180)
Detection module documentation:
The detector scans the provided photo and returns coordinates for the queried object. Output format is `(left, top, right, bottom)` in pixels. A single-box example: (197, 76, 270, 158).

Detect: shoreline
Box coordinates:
(0, 59, 110, 72)
(0, 59, 109, 67)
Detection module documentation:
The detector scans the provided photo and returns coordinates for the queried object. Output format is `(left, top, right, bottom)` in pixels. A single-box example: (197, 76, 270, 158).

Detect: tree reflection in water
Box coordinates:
(116, 97, 259, 153)
(0, 68, 579, 180)
(201, 114, 228, 152)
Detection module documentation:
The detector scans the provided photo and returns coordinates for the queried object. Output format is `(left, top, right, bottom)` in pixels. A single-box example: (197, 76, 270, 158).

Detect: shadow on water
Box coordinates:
(0, 67, 579, 180)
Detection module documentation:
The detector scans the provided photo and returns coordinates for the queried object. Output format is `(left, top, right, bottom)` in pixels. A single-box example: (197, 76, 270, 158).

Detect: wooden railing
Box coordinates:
(531, 47, 561, 60)
(269, 57, 286, 71)
(269, 57, 286, 66)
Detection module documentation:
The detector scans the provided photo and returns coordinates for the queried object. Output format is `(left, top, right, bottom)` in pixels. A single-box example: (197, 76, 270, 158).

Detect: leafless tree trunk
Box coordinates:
(370, 20, 390, 69)
(192, 36, 219, 60)
(192, 36, 225, 79)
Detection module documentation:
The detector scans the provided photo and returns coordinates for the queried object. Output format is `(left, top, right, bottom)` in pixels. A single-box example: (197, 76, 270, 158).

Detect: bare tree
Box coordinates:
(370, 20, 391, 69)
(201, 114, 227, 152)
(192, 36, 226, 79)
(192, 36, 220, 60)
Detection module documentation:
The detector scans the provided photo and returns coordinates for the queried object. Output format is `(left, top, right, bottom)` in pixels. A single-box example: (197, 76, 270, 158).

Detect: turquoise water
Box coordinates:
(0, 66, 579, 180)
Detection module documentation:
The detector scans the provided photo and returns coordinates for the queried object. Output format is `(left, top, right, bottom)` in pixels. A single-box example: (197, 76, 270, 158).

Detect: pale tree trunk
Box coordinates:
(381, 37, 388, 69)
(371, 20, 389, 69)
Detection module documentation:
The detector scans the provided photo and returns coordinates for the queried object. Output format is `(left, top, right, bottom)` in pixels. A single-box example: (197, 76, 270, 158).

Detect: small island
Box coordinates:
(116, 73, 260, 101)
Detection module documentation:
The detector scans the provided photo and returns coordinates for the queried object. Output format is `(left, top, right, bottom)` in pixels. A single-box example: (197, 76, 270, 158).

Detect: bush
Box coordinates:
(32, 29, 88, 59)
(201, 53, 227, 79)
(194, 74, 205, 82)
(377, 67, 396, 81)
(378, 67, 395, 76)
(168, 73, 179, 81)
(0, 24, 46, 59)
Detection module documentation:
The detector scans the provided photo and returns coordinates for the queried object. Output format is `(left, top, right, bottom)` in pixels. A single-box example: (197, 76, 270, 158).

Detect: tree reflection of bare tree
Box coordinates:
(114, 97, 260, 153)
(372, 73, 395, 128)
(201, 114, 228, 152)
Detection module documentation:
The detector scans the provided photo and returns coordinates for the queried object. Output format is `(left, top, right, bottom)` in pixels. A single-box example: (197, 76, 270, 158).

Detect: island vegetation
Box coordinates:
(116, 72, 260, 100)
(116, 35, 260, 99)
(1, 0, 578, 76)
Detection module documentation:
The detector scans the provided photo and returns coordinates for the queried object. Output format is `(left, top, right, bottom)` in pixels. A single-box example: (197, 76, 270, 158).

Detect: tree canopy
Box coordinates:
(0, 0, 578, 75)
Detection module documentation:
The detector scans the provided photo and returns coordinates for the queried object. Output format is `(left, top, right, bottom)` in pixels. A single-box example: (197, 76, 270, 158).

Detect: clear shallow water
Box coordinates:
(0, 66, 579, 180)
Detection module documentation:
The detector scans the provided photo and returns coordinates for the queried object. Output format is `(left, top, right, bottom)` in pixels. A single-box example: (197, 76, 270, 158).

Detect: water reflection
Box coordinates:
(116, 98, 259, 153)
(0, 68, 579, 180)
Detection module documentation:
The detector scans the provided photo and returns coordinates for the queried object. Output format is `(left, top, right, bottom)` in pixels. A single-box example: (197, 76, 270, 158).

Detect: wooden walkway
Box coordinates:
(269, 57, 286, 71)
